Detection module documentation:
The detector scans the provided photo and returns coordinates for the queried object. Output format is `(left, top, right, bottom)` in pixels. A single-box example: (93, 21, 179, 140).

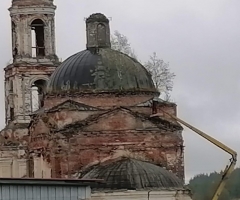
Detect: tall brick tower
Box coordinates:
(0, 0, 59, 177)
(0, 0, 59, 178)
(5, 0, 59, 125)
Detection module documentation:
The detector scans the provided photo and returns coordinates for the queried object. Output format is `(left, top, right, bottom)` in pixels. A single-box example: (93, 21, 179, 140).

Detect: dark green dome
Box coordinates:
(80, 158, 184, 190)
(47, 48, 158, 95)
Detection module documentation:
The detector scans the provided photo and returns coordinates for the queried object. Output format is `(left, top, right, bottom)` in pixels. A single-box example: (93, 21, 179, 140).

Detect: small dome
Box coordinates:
(47, 49, 158, 95)
(80, 158, 183, 190)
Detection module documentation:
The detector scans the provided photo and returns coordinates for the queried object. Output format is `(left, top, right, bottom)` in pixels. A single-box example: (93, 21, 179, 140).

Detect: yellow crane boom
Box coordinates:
(151, 111, 237, 200)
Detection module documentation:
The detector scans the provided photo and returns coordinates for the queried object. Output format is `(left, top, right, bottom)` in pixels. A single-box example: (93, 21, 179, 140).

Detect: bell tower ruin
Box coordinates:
(5, 0, 59, 125)
(0, 0, 59, 178)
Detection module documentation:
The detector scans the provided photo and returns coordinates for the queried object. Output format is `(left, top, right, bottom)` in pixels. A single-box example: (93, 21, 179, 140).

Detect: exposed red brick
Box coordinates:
(29, 99, 184, 180)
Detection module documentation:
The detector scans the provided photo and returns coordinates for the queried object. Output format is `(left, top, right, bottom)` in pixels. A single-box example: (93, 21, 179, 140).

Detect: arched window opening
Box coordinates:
(12, 21, 17, 58)
(31, 19, 45, 57)
(97, 23, 106, 46)
(31, 79, 47, 112)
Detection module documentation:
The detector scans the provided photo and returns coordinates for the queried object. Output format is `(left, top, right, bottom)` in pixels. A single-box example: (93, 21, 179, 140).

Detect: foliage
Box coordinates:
(188, 168, 240, 200)
(110, 30, 175, 100)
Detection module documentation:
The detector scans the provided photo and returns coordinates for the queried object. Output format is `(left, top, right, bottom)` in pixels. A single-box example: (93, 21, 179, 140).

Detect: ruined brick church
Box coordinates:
(0, 0, 192, 199)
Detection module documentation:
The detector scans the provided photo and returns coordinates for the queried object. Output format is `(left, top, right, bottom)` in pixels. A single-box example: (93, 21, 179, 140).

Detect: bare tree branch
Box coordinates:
(110, 31, 175, 101)
(144, 52, 175, 100)
(111, 30, 137, 59)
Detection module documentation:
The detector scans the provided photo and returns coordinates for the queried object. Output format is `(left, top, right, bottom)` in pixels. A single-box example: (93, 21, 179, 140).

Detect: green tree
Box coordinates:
(188, 168, 240, 200)
(226, 168, 240, 198)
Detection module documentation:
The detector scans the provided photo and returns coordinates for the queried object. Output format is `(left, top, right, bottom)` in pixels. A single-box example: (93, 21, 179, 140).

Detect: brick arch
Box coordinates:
(28, 17, 48, 26)
(29, 76, 49, 87)
(30, 76, 49, 112)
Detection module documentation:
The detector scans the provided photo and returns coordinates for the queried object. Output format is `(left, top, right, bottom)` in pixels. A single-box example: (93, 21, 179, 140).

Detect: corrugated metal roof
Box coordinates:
(0, 184, 91, 200)
(0, 178, 104, 186)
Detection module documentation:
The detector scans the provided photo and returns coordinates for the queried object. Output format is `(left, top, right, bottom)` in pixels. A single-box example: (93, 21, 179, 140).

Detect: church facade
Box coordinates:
(0, 1, 192, 199)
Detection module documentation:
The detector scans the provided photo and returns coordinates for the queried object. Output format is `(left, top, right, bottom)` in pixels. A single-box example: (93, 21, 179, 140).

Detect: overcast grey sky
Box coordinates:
(0, 0, 240, 182)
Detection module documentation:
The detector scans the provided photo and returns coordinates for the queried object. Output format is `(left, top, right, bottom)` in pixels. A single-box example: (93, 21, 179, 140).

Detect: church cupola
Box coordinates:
(86, 13, 111, 50)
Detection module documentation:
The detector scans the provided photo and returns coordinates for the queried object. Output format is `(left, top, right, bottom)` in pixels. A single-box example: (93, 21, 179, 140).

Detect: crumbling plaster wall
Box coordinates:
(0, 158, 27, 178)
(4, 65, 56, 124)
(5, 0, 58, 123)
(9, 4, 57, 62)
(0, 147, 50, 178)
(44, 94, 155, 109)
(28, 100, 184, 180)
(0, 126, 29, 178)
(33, 154, 51, 178)
(53, 129, 184, 179)
(1, 64, 56, 175)
(3, 0, 59, 134)
(0, 155, 50, 178)
(48, 110, 100, 129)
(0, 127, 28, 146)
(0, 0, 59, 178)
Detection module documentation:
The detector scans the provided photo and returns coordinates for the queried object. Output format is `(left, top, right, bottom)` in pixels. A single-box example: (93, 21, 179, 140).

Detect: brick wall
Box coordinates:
(51, 129, 184, 179)
(29, 98, 184, 180)
(44, 94, 154, 109)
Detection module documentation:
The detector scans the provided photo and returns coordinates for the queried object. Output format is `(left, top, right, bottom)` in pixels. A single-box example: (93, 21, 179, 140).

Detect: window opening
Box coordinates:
(97, 23, 106, 46)
(12, 21, 18, 58)
(31, 79, 47, 112)
(9, 80, 13, 92)
(10, 107, 14, 121)
(31, 19, 45, 57)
